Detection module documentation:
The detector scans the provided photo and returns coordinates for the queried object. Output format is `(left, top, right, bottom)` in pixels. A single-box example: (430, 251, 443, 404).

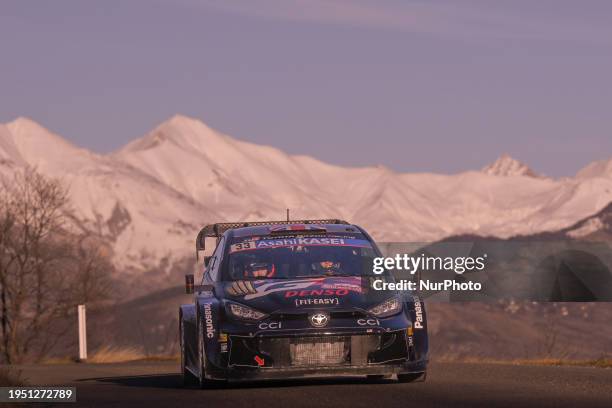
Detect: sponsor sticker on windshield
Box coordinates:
(229, 237, 372, 253)
(231, 276, 364, 300)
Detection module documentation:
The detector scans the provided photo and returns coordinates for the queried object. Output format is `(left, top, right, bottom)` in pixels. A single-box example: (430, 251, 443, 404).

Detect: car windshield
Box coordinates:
(223, 234, 377, 281)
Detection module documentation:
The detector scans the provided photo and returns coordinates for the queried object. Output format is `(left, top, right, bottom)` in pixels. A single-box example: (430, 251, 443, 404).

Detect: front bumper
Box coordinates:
(223, 362, 426, 380)
(208, 330, 426, 380)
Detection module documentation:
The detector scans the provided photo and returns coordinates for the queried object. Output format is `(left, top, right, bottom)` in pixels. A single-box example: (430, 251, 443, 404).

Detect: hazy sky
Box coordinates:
(2, 0, 611, 176)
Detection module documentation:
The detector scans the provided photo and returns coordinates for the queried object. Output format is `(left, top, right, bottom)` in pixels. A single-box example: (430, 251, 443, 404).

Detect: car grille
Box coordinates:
(289, 336, 349, 366)
(228, 332, 407, 369)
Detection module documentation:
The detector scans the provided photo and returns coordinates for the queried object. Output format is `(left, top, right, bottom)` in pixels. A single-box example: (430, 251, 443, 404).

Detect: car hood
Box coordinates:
(222, 276, 390, 313)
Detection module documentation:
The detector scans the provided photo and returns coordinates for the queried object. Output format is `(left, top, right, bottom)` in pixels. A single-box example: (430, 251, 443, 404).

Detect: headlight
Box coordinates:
(226, 302, 268, 321)
(368, 297, 401, 318)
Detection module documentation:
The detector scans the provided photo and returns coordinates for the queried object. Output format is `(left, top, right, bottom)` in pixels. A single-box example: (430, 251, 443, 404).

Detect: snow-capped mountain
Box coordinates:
(576, 158, 612, 180)
(0, 117, 223, 275)
(481, 154, 539, 177)
(1, 115, 611, 280)
(565, 202, 611, 240)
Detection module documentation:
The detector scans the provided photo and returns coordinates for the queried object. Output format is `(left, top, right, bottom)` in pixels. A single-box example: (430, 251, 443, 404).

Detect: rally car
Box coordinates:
(179, 219, 428, 387)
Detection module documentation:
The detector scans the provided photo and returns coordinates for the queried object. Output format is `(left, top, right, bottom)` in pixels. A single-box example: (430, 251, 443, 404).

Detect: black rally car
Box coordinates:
(179, 219, 428, 386)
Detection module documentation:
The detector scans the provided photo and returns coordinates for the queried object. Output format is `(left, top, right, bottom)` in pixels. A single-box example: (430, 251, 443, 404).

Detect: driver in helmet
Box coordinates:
(244, 262, 276, 278)
(227, 262, 276, 297)
(312, 260, 341, 276)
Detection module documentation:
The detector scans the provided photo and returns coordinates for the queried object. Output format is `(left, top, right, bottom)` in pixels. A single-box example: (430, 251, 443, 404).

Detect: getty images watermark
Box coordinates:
(371, 253, 487, 292)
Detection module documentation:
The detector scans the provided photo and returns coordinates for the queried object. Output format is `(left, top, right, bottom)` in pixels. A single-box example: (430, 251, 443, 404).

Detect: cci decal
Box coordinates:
(258, 322, 282, 330)
(357, 318, 379, 326)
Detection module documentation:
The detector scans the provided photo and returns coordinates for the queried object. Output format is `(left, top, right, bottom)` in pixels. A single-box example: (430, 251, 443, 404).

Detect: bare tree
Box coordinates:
(0, 168, 113, 363)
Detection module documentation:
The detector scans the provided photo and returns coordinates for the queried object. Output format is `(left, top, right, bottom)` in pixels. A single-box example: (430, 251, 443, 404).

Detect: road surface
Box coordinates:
(12, 361, 612, 407)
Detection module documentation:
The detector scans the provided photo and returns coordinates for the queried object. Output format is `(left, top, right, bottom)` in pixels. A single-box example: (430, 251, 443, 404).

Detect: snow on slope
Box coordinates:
(115, 115, 343, 221)
(1, 115, 611, 277)
(116, 116, 612, 241)
(0, 117, 222, 274)
(481, 154, 539, 177)
(0, 124, 26, 169)
(576, 158, 612, 179)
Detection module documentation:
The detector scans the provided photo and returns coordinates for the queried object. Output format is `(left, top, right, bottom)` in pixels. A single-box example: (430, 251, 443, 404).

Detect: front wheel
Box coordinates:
(180, 314, 198, 387)
(367, 374, 392, 382)
(197, 314, 217, 389)
(397, 372, 426, 383)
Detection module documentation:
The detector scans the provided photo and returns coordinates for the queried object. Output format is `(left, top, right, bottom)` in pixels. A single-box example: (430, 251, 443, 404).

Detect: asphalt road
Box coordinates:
(12, 361, 612, 408)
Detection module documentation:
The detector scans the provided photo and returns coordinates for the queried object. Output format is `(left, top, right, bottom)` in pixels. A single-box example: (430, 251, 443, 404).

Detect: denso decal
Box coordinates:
(243, 279, 324, 300)
(295, 297, 340, 307)
(241, 277, 363, 300)
(285, 289, 349, 297)
(413, 297, 424, 329)
(203, 302, 215, 338)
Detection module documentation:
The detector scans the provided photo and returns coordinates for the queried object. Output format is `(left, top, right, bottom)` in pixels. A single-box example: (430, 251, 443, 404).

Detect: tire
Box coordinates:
(397, 372, 426, 383)
(367, 374, 391, 382)
(180, 314, 198, 387)
(197, 312, 216, 389)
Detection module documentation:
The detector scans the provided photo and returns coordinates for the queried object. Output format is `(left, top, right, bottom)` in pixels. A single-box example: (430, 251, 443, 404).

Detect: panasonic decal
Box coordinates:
(413, 297, 424, 329)
(203, 303, 215, 338)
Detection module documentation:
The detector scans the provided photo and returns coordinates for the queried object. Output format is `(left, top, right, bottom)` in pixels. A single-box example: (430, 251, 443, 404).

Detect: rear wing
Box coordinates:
(195, 219, 349, 259)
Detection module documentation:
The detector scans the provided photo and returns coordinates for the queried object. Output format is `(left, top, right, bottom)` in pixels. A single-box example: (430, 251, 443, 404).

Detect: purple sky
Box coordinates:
(1, 0, 611, 176)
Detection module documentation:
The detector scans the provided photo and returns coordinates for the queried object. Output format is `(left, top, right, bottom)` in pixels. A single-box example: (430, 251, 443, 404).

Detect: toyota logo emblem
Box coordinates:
(309, 312, 330, 328)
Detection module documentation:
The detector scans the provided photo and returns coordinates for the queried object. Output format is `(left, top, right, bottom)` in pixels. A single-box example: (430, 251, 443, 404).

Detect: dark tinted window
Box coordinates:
(223, 233, 377, 281)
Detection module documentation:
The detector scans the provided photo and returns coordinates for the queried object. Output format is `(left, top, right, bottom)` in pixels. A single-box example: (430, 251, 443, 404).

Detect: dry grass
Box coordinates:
(136, 354, 180, 362)
(512, 358, 612, 368)
(86, 346, 178, 363)
(0, 367, 27, 408)
(435, 355, 612, 368)
(0, 366, 27, 386)
(39, 348, 179, 365)
(87, 346, 147, 363)
(41, 356, 75, 364)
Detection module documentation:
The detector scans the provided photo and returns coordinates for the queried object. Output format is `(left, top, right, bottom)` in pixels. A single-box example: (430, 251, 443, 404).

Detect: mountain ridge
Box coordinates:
(481, 153, 540, 178)
(1, 115, 611, 284)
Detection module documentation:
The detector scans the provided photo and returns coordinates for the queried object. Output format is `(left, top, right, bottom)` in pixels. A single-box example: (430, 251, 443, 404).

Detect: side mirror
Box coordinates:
(185, 274, 195, 294)
(204, 256, 212, 267)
